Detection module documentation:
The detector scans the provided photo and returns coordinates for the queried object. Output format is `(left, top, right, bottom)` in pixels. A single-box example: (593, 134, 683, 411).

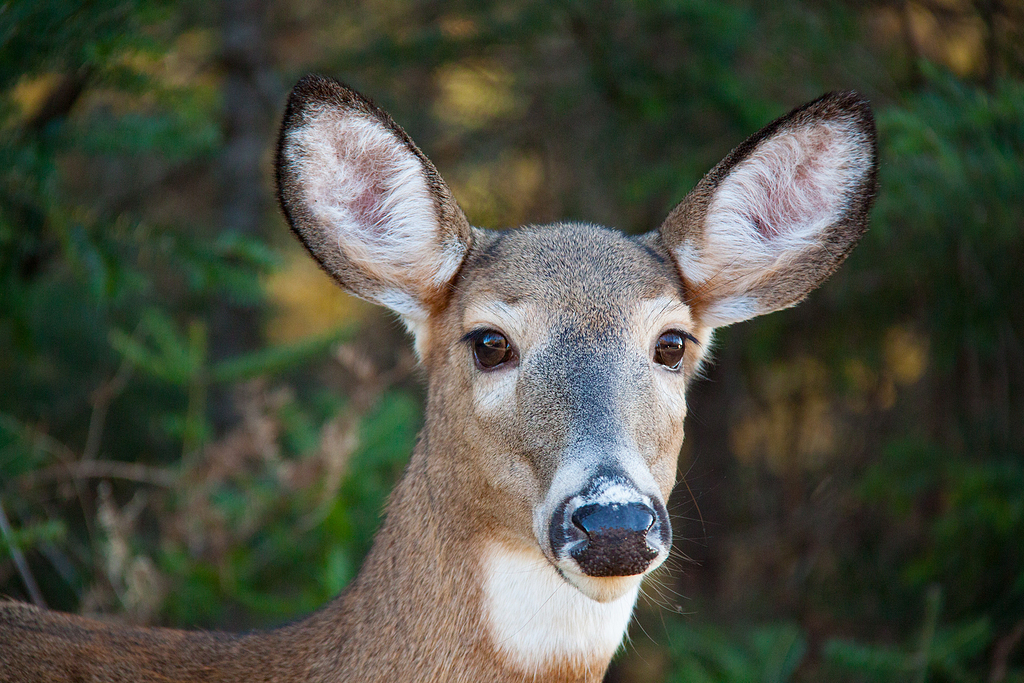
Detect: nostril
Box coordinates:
(570, 507, 588, 534)
(571, 502, 656, 537)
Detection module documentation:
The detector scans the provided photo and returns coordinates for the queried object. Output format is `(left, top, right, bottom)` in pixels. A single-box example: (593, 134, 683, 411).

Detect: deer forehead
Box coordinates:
(454, 223, 691, 338)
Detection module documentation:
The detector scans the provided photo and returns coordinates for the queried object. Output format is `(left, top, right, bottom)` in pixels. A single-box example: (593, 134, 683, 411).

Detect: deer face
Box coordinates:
(426, 224, 707, 602)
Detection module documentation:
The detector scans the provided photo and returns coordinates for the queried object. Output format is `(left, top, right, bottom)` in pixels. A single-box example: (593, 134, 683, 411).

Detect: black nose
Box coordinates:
(569, 502, 660, 577)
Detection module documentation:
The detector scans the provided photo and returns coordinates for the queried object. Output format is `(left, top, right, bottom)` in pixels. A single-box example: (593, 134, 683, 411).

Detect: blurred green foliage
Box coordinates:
(1, 0, 1022, 681)
(664, 621, 807, 683)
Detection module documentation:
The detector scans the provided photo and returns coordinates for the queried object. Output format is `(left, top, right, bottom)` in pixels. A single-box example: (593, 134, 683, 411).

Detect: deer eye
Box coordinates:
(468, 329, 516, 370)
(653, 330, 689, 370)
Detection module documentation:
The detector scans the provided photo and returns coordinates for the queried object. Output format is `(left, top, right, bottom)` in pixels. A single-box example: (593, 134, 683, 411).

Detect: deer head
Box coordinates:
(276, 74, 876, 674)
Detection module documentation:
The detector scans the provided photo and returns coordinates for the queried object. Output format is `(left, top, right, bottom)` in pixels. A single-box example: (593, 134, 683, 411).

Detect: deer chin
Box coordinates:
(557, 566, 648, 603)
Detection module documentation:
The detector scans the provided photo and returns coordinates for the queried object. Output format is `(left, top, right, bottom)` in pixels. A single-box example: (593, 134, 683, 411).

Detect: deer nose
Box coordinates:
(568, 502, 660, 577)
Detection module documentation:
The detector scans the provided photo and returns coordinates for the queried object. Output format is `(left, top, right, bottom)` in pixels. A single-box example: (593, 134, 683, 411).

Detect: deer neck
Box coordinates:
(294, 434, 636, 683)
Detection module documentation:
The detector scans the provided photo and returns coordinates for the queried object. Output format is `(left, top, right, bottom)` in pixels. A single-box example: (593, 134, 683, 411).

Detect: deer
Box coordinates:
(0, 74, 877, 682)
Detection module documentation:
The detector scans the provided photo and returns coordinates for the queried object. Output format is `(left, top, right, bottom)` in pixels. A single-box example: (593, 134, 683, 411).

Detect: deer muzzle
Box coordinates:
(545, 468, 671, 586)
(569, 501, 660, 576)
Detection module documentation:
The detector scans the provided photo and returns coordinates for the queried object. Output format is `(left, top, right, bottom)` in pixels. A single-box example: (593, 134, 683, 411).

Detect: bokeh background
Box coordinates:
(2, 1, 1023, 681)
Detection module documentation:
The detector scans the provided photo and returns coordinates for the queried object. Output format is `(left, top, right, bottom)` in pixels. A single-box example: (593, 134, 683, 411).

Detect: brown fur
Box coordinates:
(0, 76, 877, 683)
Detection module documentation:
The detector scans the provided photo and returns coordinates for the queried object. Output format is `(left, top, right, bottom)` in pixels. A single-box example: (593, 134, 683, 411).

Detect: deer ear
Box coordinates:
(276, 75, 472, 323)
(658, 91, 877, 328)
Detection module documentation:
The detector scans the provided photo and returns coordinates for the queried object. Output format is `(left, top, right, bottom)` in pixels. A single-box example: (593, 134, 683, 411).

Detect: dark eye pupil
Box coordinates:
(474, 331, 514, 369)
(654, 332, 686, 370)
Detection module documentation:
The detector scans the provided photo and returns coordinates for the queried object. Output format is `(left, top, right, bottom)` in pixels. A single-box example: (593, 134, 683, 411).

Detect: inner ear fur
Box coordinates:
(658, 91, 878, 328)
(276, 75, 472, 322)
